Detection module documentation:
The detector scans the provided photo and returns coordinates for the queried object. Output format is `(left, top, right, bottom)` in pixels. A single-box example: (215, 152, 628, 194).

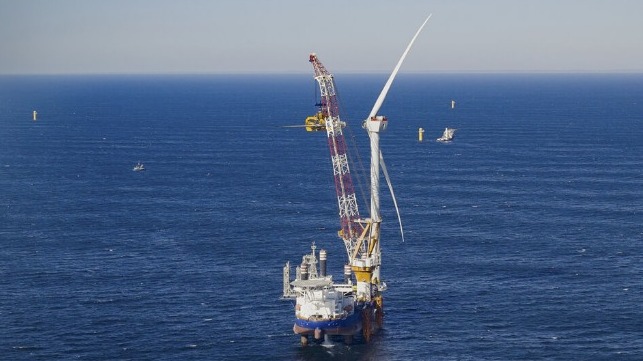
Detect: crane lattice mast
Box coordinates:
(309, 53, 365, 262)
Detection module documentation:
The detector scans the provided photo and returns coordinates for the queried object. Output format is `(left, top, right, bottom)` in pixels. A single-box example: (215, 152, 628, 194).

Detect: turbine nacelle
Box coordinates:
(363, 115, 388, 133)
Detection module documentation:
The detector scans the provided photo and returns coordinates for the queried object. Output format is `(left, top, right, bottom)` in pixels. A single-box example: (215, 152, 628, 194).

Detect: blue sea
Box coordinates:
(1, 73, 642, 360)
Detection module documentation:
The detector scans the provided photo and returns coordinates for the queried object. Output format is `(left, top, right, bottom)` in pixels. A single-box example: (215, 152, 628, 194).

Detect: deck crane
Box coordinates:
(308, 53, 365, 263)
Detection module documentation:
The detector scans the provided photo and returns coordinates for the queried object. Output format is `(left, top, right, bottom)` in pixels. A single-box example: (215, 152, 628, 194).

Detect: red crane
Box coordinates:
(308, 53, 364, 260)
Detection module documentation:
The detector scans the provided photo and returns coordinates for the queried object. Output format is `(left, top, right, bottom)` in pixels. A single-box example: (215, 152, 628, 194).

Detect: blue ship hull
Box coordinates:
(293, 303, 372, 337)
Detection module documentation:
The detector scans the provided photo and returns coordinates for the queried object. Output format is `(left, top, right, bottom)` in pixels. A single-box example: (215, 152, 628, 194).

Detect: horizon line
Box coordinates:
(2, 70, 643, 76)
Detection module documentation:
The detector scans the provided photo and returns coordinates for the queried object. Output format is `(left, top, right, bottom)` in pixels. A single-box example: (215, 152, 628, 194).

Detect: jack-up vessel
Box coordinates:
(282, 14, 432, 345)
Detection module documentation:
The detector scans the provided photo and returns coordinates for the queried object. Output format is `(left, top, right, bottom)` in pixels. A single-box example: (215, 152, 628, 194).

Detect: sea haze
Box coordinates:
(0, 73, 641, 360)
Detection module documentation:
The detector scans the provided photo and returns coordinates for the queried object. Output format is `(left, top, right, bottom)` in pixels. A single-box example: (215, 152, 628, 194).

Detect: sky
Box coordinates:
(1, 0, 642, 74)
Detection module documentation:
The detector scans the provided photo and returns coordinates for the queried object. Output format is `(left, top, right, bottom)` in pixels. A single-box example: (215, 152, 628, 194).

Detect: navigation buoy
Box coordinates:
(418, 127, 424, 142)
(33, 110, 37, 121)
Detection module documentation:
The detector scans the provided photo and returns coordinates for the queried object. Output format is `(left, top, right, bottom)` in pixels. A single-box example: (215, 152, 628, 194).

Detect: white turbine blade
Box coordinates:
(379, 152, 405, 242)
(368, 13, 432, 119)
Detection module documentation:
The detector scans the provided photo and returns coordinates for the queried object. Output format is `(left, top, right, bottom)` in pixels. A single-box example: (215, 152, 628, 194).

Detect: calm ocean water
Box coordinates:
(1, 73, 642, 360)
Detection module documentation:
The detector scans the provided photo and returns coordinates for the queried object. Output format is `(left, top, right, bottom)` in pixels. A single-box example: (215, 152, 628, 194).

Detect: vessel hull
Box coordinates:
(294, 305, 361, 335)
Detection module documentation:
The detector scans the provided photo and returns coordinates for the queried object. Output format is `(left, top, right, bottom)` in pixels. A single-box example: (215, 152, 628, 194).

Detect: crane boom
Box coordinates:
(308, 53, 364, 261)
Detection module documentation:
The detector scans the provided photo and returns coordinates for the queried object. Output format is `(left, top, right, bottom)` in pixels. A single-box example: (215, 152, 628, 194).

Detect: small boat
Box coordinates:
(133, 162, 145, 172)
(436, 127, 456, 142)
